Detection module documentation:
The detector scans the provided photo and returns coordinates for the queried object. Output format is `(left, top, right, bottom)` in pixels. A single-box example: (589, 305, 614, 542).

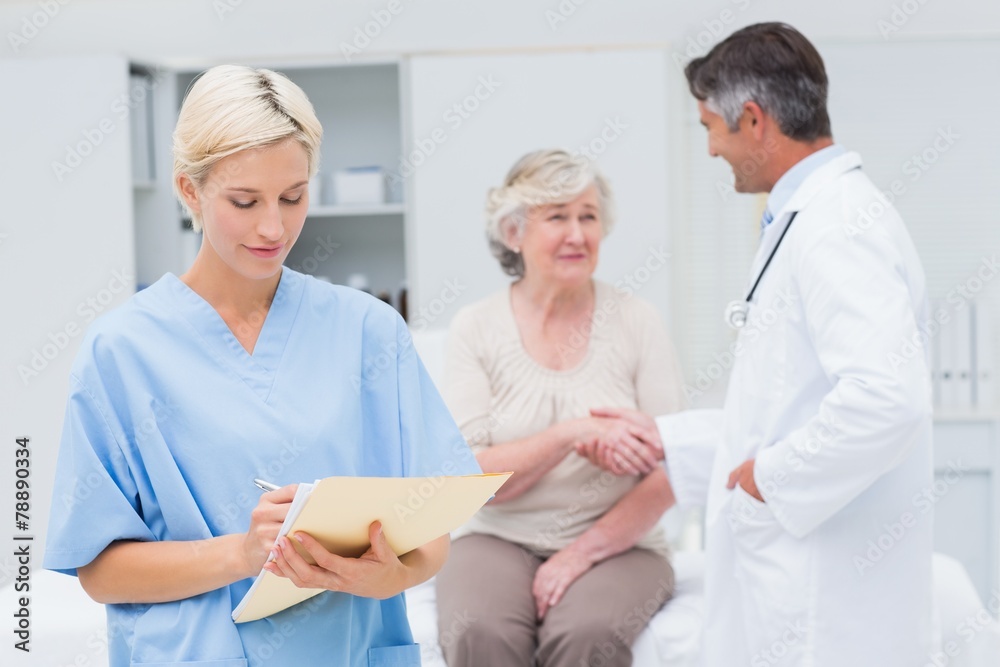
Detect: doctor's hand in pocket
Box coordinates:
(727, 459, 765, 502)
(575, 407, 663, 476)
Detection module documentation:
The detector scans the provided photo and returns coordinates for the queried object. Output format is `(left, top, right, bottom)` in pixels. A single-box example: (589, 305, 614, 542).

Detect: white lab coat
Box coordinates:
(659, 151, 935, 666)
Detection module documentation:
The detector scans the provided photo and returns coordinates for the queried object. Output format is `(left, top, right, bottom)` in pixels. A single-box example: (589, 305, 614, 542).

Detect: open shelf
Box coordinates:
(307, 203, 404, 217)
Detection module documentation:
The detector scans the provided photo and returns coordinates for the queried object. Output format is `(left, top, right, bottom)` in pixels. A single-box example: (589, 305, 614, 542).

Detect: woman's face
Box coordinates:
(185, 138, 310, 282)
(514, 184, 603, 287)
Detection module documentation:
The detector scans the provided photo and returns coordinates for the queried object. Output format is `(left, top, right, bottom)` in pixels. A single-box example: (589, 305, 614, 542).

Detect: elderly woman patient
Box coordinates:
(435, 149, 684, 667)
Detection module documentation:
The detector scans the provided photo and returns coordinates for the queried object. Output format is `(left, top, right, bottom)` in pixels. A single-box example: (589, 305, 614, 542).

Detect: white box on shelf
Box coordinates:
(308, 175, 322, 205)
(327, 167, 385, 206)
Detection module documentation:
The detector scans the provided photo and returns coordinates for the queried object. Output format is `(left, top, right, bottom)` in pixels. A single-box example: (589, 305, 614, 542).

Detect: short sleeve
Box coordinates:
(44, 375, 155, 576)
(395, 316, 483, 478)
(441, 308, 496, 454)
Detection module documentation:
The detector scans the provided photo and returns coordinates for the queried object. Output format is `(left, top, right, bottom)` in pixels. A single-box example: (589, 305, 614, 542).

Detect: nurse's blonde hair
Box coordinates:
(172, 64, 323, 232)
(485, 149, 615, 278)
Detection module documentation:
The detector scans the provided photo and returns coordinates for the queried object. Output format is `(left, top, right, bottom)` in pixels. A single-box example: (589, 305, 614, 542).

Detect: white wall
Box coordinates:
(406, 49, 672, 322)
(0, 56, 135, 665)
(0, 0, 997, 64)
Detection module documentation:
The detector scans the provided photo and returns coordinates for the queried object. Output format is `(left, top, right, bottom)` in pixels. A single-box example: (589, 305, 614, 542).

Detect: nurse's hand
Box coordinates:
(266, 521, 409, 600)
(726, 459, 765, 502)
(240, 484, 298, 576)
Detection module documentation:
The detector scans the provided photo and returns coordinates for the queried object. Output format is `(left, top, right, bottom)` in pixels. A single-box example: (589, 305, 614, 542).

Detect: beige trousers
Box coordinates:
(435, 533, 675, 667)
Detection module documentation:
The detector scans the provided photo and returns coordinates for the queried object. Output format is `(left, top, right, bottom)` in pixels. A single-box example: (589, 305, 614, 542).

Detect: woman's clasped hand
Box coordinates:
(575, 408, 664, 476)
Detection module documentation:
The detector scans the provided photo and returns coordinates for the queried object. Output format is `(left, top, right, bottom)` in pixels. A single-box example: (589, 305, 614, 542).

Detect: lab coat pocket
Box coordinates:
(727, 484, 811, 664)
(728, 482, 774, 527)
(368, 643, 422, 666)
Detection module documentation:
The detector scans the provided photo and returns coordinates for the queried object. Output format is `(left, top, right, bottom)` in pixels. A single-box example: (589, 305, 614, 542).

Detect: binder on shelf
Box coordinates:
(953, 303, 973, 408)
(232, 473, 511, 623)
(937, 300, 958, 409)
(973, 300, 995, 409)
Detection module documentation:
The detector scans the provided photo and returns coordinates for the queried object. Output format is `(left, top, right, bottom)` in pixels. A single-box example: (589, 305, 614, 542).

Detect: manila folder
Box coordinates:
(232, 472, 510, 623)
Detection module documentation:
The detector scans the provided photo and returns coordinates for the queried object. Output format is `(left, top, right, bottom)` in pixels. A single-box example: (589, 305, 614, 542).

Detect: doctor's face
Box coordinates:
(515, 185, 602, 287)
(188, 138, 310, 281)
(697, 100, 768, 194)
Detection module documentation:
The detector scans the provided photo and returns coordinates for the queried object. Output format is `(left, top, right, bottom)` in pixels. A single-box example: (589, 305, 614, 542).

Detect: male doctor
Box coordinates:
(588, 22, 934, 666)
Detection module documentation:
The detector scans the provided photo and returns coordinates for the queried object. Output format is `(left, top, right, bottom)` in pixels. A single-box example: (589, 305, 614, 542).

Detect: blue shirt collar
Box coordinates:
(765, 144, 846, 222)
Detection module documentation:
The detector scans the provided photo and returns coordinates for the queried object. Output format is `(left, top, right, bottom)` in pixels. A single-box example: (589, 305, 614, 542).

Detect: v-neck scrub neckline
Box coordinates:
(163, 268, 306, 403)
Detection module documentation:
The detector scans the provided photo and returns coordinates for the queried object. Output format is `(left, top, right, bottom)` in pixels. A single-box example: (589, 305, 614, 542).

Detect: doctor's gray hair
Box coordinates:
(172, 65, 323, 232)
(685, 23, 832, 142)
(485, 149, 615, 278)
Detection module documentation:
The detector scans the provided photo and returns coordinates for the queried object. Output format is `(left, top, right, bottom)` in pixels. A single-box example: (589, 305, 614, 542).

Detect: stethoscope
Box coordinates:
(724, 211, 799, 329)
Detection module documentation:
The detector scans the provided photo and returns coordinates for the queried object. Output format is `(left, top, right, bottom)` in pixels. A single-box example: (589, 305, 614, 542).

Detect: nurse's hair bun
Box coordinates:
(485, 148, 615, 278)
(172, 64, 323, 232)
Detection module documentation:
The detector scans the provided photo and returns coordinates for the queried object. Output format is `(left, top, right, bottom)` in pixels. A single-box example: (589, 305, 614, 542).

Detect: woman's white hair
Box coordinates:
(172, 64, 323, 232)
(485, 149, 615, 278)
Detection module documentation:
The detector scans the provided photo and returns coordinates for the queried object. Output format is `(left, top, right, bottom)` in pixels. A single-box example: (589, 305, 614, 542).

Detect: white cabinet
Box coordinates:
(278, 63, 408, 304)
(933, 415, 1000, 605)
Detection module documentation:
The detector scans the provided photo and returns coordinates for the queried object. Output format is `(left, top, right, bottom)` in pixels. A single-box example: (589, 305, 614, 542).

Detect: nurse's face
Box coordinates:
(514, 184, 602, 287)
(190, 138, 310, 281)
(697, 100, 769, 193)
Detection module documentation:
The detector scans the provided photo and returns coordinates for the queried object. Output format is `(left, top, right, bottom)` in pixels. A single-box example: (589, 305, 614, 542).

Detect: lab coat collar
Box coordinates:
(765, 144, 848, 218)
(746, 151, 863, 292)
(773, 150, 863, 223)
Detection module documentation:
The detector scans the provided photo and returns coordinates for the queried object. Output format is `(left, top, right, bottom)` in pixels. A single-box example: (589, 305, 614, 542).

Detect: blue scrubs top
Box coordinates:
(44, 268, 481, 667)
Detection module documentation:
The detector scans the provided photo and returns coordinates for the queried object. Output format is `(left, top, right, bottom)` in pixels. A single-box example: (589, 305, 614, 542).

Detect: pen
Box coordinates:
(253, 478, 280, 492)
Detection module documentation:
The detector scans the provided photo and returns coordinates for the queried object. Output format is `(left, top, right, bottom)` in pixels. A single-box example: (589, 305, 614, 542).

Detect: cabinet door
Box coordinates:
(404, 49, 672, 328)
(932, 420, 1000, 604)
(0, 56, 134, 648)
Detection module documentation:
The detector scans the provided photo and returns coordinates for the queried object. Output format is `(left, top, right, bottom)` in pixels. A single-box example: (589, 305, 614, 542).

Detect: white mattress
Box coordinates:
(405, 550, 706, 667)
